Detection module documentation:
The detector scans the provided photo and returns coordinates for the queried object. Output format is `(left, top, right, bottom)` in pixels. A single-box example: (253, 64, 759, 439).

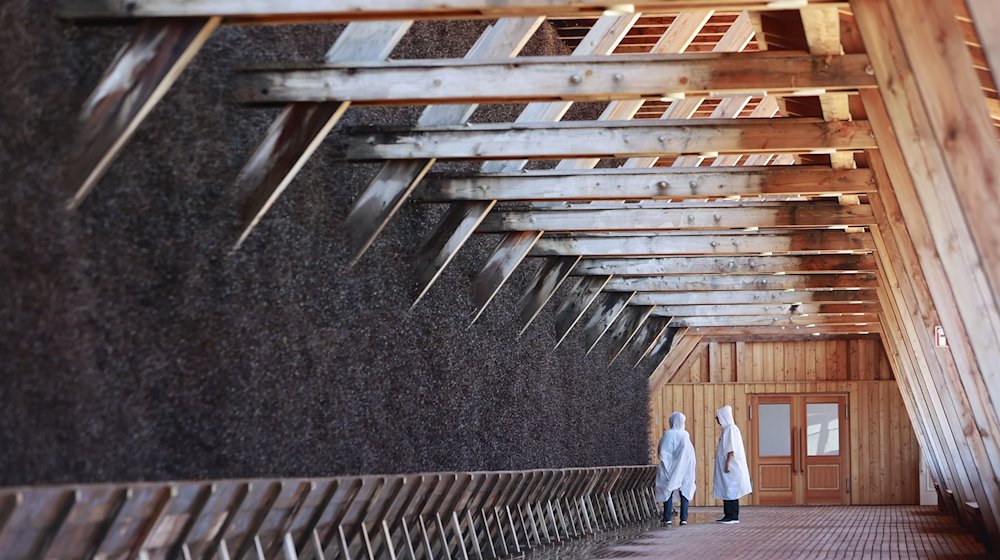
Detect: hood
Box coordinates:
(669, 411, 686, 430)
(716, 405, 735, 428)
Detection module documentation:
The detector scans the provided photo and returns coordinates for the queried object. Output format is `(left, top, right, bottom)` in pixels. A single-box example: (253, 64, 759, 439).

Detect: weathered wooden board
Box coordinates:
(530, 232, 876, 256)
(605, 273, 879, 291)
(574, 254, 877, 275)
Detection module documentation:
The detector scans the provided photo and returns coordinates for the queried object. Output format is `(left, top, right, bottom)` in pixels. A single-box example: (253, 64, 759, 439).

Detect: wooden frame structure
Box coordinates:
(56, 0, 1000, 548)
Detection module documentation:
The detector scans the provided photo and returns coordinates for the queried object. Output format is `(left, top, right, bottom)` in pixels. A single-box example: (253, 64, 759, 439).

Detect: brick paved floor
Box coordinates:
(526, 506, 988, 559)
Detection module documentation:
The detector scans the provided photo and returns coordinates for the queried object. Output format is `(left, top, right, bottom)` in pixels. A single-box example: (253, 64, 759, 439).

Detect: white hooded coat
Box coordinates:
(654, 412, 697, 501)
(713, 405, 753, 500)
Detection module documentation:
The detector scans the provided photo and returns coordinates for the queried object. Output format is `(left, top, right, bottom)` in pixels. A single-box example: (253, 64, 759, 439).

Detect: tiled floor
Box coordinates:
(525, 506, 988, 559)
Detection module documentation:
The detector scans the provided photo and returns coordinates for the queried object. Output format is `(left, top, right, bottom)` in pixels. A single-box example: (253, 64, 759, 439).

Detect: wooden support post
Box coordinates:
(65, 17, 221, 209)
(232, 21, 411, 249)
(553, 275, 611, 348)
(607, 306, 655, 365)
(648, 331, 702, 391)
(516, 256, 580, 336)
(628, 316, 671, 368)
(412, 201, 495, 306)
(582, 292, 635, 354)
(470, 231, 542, 325)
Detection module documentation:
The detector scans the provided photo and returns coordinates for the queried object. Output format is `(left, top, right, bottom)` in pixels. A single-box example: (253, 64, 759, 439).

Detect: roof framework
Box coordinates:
(57, 0, 1000, 546)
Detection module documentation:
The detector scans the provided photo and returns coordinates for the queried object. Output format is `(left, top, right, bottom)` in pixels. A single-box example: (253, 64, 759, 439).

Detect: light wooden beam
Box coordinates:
(666, 314, 880, 327)
(630, 289, 876, 306)
(604, 272, 878, 291)
(582, 292, 635, 354)
(239, 53, 876, 105)
(648, 330, 701, 391)
(415, 166, 877, 202)
(232, 21, 414, 249)
(530, 231, 875, 256)
(470, 231, 543, 324)
(516, 255, 580, 336)
(628, 316, 672, 367)
(344, 119, 878, 161)
(607, 305, 656, 364)
(643, 302, 880, 316)
(65, 17, 221, 209)
(553, 275, 610, 348)
(412, 201, 495, 306)
(574, 254, 877, 275)
(59, 1, 852, 22)
(687, 324, 880, 336)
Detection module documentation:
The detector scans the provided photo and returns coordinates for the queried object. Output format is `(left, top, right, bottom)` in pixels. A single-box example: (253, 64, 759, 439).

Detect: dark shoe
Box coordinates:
(659, 520, 671, 528)
(716, 517, 730, 523)
(679, 520, 688, 526)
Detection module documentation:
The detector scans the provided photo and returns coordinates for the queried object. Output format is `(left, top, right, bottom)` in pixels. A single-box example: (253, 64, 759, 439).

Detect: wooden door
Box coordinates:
(751, 394, 850, 505)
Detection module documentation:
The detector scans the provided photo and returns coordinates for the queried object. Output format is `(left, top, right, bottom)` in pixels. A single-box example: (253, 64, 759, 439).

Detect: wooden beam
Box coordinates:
(630, 289, 876, 306)
(628, 316, 672, 367)
(607, 305, 656, 365)
(582, 292, 635, 354)
(707, 333, 880, 342)
(477, 204, 874, 233)
(604, 272, 878, 291)
(648, 331, 702, 391)
(531, 231, 875, 256)
(553, 275, 610, 348)
(666, 314, 880, 327)
(687, 324, 880, 336)
(516, 255, 580, 336)
(337, 17, 542, 261)
(60, 0, 850, 21)
(412, 201, 495, 305)
(470, 231, 543, 324)
(965, 1, 1000, 108)
(573, 254, 877, 275)
(65, 17, 221, 209)
(232, 21, 412, 249)
(641, 302, 880, 316)
(416, 167, 877, 202)
(239, 53, 876, 105)
(343, 119, 878, 161)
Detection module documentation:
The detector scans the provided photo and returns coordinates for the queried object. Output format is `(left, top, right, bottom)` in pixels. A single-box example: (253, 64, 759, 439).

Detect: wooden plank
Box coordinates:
(341, 17, 543, 262)
(232, 21, 411, 249)
(470, 231, 543, 324)
(344, 119, 878, 161)
(628, 316, 672, 367)
(477, 204, 874, 232)
(417, 166, 877, 202)
(413, 201, 496, 305)
(604, 272, 879, 291)
(582, 292, 635, 354)
(639, 325, 681, 371)
(688, 324, 879, 336)
(668, 314, 880, 327)
(648, 331, 702, 391)
(574, 254, 877, 275)
(239, 55, 877, 105)
(65, 17, 221, 209)
(966, 0, 1000, 89)
(516, 256, 580, 336)
(630, 289, 876, 306)
(640, 302, 880, 316)
(553, 275, 611, 348)
(530, 231, 876, 256)
(607, 305, 656, 365)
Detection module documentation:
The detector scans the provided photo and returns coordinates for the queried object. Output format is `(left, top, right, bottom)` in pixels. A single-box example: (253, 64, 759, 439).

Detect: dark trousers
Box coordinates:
(663, 490, 689, 522)
(723, 499, 740, 520)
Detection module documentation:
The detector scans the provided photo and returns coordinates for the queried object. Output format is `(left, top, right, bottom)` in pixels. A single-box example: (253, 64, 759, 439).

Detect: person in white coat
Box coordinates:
(654, 411, 696, 527)
(713, 404, 752, 524)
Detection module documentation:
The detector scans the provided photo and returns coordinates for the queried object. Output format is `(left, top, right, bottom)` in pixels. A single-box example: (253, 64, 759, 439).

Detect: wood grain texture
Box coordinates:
(531, 231, 876, 256)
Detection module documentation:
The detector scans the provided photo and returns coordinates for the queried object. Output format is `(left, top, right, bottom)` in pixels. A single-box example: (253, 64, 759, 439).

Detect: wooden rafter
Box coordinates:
(531, 231, 875, 256)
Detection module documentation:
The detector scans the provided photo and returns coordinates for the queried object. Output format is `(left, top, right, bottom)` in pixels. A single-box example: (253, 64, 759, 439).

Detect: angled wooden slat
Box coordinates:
(688, 324, 880, 336)
(407, 13, 636, 304)
(233, 21, 412, 249)
(471, 231, 543, 324)
(669, 314, 880, 327)
(478, 205, 873, 233)
(607, 305, 655, 364)
(412, 201, 495, 305)
(644, 302, 880, 316)
(344, 119, 878, 161)
(416, 166, 876, 202)
(61, 0, 851, 20)
(712, 95, 782, 167)
(516, 255, 581, 336)
(574, 254, 877, 275)
(648, 330, 700, 390)
(630, 289, 876, 306)
(342, 17, 543, 262)
(530, 231, 875, 256)
(239, 53, 876, 105)
(582, 292, 635, 354)
(966, 0, 1000, 87)
(627, 315, 671, 367)
(65, 17, 221, 209)
(604, 272, 878, 291)
(553, 275, 611, 348)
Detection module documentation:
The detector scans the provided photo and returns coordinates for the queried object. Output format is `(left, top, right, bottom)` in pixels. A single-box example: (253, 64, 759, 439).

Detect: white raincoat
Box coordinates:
(654, 412, 697, 501)
(713, 405, 752, 500)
